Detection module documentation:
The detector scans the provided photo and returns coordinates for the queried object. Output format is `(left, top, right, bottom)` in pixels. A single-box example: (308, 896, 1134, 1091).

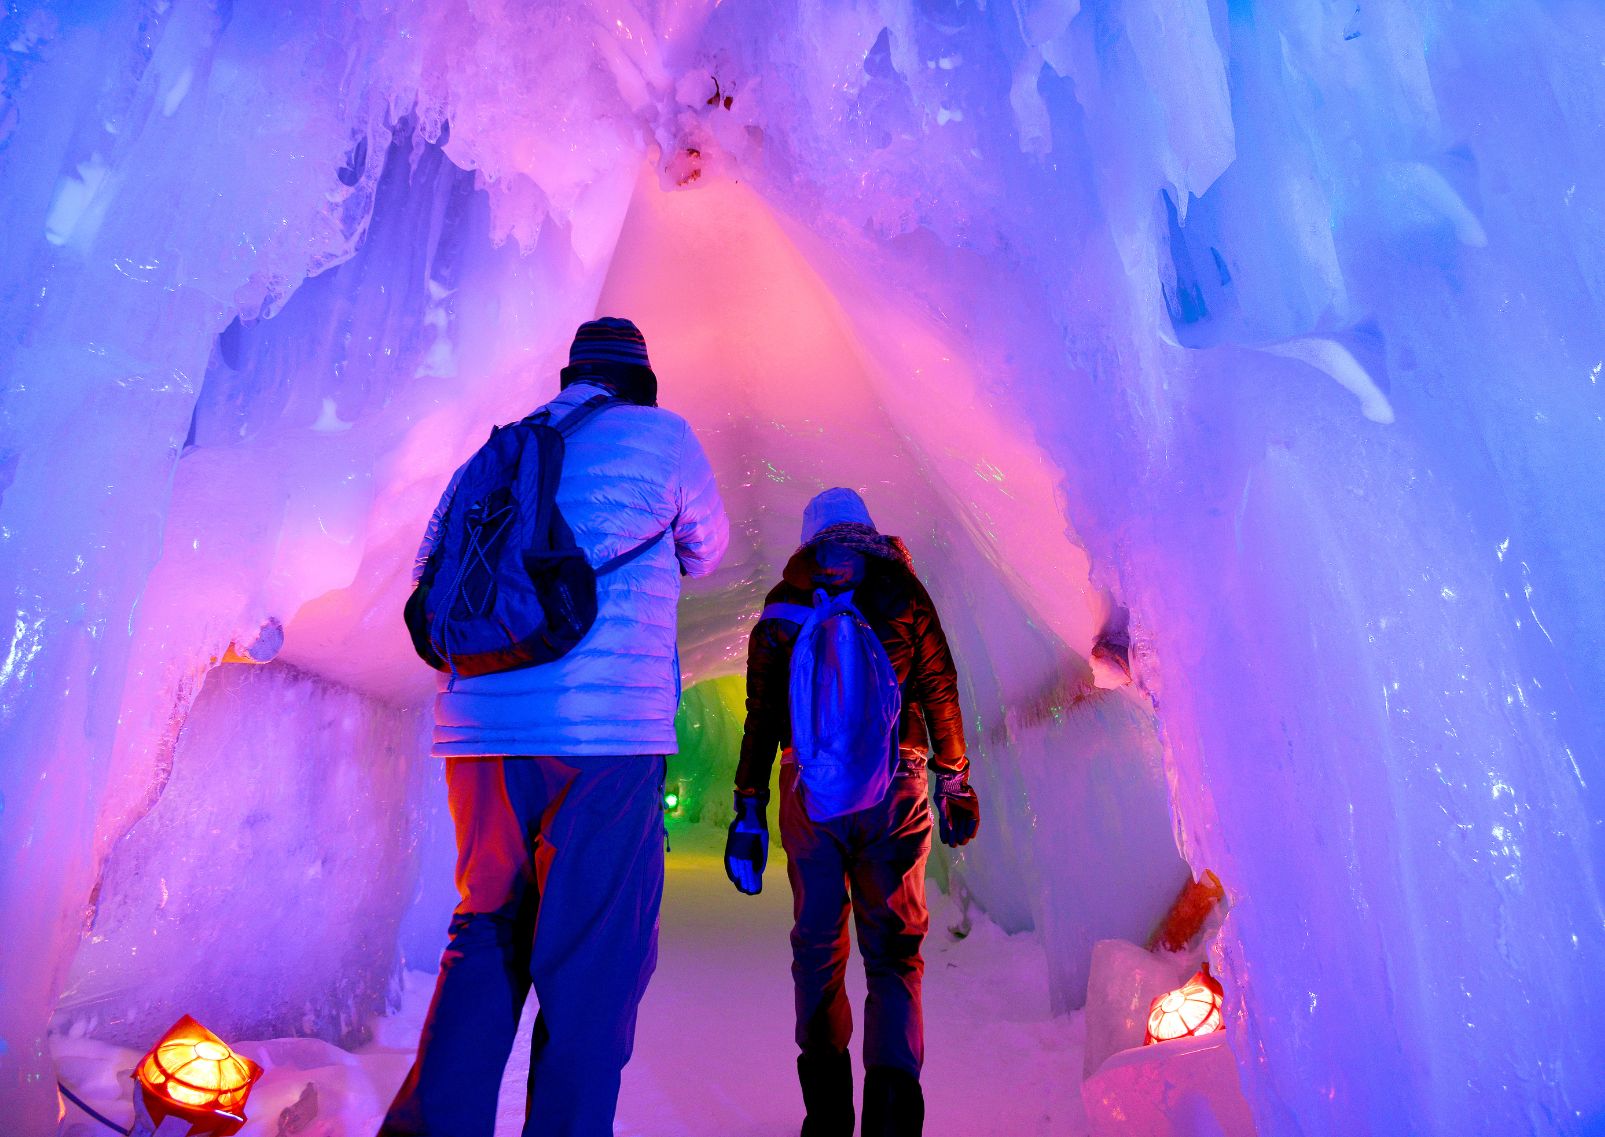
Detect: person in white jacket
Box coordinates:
(380, 317, 729, 1137)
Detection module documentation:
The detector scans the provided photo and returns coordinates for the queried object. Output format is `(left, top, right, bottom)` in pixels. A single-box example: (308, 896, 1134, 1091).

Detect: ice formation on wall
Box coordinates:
(2, 2, 1603, 1135)
(58, 663, 428, 1049)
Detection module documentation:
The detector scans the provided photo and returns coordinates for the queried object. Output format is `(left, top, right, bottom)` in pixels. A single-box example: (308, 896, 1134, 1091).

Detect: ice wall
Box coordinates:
(0, 5, 630, 1125)
(0, 5, 392, 1124)
(56, 661, 427, 1049)
(3, 2, 1604, 1136)
(1013, 8, 1605, 1133)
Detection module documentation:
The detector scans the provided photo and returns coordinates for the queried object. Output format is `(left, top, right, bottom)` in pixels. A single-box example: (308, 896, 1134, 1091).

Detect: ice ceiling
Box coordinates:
(2, 1, 1604, 1134)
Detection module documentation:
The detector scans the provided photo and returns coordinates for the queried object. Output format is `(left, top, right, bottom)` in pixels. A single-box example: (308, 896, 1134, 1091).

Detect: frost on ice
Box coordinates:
(2, 2, 1604, 1136)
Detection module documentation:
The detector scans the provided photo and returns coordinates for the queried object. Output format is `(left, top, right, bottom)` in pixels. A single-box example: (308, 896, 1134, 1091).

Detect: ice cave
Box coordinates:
(2, 1, 1603, 1135)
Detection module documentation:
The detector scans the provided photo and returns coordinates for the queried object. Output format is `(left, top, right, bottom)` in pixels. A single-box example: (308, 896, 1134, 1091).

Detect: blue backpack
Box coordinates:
(767, 588, 903, 821)
(406, 394, 665, 682)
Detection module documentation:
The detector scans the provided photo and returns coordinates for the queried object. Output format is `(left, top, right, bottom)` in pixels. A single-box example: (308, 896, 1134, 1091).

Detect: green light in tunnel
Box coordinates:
(663, 791, 680, 810)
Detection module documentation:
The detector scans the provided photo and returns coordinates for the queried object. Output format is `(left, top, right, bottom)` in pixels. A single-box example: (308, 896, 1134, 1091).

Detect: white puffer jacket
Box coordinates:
(419, 382, 729, 757)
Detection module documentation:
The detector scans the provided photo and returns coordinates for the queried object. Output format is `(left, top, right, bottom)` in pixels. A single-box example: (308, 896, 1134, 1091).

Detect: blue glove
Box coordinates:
(724, 790, 769, 895)
(936, 772, 980, 848)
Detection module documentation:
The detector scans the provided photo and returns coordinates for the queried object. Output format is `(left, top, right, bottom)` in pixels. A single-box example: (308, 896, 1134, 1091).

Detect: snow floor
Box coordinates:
(55, 823, 1087, 1136)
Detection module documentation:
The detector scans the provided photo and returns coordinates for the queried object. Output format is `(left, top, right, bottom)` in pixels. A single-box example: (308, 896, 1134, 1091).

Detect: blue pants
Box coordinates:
(379, 754, 667, 1137)
(780, 759, 934, 1077)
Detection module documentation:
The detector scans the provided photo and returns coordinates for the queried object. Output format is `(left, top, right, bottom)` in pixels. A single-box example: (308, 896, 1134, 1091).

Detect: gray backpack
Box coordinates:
(405, 394, 665, 682)
(765, 588, 903, 820)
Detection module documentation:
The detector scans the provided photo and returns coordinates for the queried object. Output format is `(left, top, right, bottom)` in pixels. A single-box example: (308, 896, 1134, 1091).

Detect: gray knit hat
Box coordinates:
(560, 316, 658, 405)
(801, 488, 876, 543)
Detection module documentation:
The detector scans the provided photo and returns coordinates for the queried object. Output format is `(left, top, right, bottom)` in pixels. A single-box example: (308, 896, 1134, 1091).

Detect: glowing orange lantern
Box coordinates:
(1144, 962, 1225, 1045)
(132, 1015, 262, 1137)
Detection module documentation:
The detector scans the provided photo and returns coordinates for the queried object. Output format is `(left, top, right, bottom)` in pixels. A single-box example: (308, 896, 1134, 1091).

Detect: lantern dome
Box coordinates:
(135, 1015, 262, 1120)
(1144, 962, 1226, 1045)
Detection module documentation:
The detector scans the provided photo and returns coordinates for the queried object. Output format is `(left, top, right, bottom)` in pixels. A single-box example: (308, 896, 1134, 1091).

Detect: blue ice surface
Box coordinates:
(2, 2, 1603, 1135)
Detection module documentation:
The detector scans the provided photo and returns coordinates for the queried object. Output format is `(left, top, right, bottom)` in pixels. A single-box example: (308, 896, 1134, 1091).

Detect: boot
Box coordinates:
(861, 1065, 924, 1137)
(798, 1050, 854, 1137)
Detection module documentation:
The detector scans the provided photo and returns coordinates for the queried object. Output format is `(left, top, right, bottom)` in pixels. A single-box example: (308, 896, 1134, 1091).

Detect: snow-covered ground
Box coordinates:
(55, 822, 1086, 1137)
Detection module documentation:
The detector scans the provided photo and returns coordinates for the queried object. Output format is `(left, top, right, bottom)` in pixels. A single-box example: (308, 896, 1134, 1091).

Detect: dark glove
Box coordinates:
(724, 789, 770, 895)
(935, 772, 980, 847)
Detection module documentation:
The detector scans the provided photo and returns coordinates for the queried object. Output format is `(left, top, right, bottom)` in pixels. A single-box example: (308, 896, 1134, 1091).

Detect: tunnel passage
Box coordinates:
(14, 6, 1602, 1134)
(54, 129, 1190, 1054)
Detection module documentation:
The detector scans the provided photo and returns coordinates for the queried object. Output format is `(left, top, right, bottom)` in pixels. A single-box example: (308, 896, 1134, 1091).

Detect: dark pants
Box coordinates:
(780, 758, 934, 1077)
(379, 754, 666, 1137)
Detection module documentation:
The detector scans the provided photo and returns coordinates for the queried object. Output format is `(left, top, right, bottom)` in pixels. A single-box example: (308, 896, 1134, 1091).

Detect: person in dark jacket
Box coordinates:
(724, 488, 980, 1137)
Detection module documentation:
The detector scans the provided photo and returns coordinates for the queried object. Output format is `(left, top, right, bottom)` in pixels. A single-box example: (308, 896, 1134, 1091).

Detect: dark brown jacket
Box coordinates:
(734, 537, 968, 793)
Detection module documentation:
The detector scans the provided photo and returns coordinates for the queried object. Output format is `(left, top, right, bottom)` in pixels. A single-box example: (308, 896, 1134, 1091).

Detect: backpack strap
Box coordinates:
(760, 601, 815, 625)
(520, 393, 631, 560)
(595, 526, 670, 575)
(523, 414, 568, 556)
(550, 393, 624, 437)
(521, 392, 619, 433)
(532, 393, 673, 575)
